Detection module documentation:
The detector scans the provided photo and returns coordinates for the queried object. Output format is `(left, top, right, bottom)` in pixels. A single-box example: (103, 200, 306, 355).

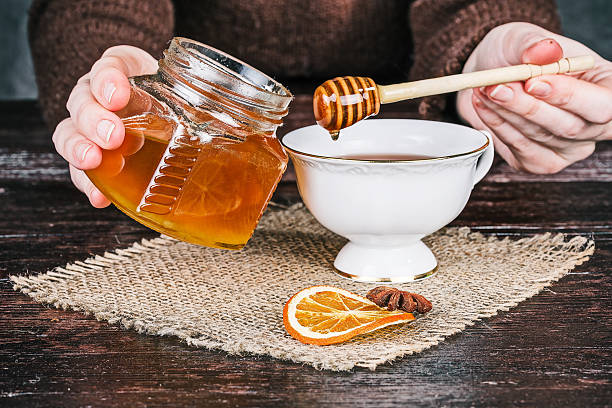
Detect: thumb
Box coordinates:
(501, 24, 563, 65)
(521, 38, 564, 65)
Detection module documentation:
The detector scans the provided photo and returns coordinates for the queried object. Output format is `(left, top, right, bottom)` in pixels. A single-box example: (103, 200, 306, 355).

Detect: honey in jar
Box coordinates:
(86, 38, 292, 249)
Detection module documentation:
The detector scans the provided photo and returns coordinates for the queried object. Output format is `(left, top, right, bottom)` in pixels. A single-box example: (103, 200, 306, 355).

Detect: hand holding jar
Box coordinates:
(51, 38, 292, 249)
(52, 45, 158, 207)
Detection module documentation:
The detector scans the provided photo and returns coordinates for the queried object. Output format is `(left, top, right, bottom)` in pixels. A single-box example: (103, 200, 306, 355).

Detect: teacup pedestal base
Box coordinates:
(333, 240, 438, 283)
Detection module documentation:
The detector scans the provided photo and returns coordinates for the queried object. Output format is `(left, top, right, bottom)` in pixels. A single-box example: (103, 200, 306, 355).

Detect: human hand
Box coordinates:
(52, 46, 158, 207)
(457, 22, 612, 174)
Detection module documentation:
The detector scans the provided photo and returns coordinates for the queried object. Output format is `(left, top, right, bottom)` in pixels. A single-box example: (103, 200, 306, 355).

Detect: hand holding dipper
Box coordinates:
(313, 55, 594, 140)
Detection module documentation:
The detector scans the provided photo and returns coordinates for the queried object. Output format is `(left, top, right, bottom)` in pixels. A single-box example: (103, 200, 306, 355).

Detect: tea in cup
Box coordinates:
(281, 119, 494, 282)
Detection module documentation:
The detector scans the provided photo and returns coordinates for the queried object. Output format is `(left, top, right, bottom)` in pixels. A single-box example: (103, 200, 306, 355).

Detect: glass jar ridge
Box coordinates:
(157, 37, 292, 134)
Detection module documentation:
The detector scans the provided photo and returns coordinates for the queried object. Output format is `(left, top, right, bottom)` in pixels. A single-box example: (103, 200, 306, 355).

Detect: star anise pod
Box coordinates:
(366, 286, 432, 314)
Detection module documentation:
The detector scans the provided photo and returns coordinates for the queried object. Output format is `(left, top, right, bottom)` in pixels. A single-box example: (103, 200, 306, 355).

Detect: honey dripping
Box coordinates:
(313, 76, 381, 140)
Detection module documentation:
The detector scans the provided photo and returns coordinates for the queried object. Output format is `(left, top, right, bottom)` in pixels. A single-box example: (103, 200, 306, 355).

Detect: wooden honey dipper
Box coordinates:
(313, 55, 595, 140)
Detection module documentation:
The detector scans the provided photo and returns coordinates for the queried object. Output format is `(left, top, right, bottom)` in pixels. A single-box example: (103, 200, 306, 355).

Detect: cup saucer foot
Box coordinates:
(333, 240, 438, 283)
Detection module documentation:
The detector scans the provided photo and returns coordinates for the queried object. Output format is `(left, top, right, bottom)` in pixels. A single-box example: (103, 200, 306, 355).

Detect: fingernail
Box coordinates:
(489, 85, 513, 102)
(526, 81, 552, 97)
(77, 142, 93, 162)
(97, 120, 116, 143)
(473, 95, 484, 108)
(103, 82, 116, 104)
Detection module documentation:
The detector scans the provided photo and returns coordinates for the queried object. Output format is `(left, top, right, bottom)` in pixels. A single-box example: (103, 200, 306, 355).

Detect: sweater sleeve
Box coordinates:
(29, 0, 175, 129)
(408, 0, 562, 120)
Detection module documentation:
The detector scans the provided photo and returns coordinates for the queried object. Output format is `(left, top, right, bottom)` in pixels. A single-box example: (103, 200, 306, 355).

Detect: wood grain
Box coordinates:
(1, 101, 610, 407)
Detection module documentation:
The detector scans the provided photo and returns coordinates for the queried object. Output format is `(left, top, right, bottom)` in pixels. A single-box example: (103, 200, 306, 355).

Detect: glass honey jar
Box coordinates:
(86, 38, 292, 249)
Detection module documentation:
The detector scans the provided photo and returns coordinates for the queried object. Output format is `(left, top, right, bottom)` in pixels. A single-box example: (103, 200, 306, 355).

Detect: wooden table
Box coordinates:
(1, 99, 610, 407)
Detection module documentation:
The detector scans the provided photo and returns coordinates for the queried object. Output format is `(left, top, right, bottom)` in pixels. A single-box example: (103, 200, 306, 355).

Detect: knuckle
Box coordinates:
(556, 92, 573, 109)
(529, 130, 554, 143)
(66, 83, 90, 115)
(103, 45, 150, 66)
(522, 100, 541, 120)
(75, 100, 98, 124)
(494, 22, 536, 47)
(69, 166, 81, 188)
(86, 183, 98, 200)
(54, 118, 71, 135)
(563, 119, 586, 139)
(604, 123, 612, 140)
(483, 113, 505, 129)
(65, 94, 75, 114)
(575, 143, 596, 160)
(553, 82, 575, 109)
(70, 140, 85, 163)
(593, 106, 612, 124)
(90, 58, 109, 77)
(65, 88, 78, 113)
(51, 129, 61, 151)
(102, 45, 130, 57)
(606, 106, 612, 123)
(92, 55, 128, 77)
(525, 159, 564, 175)
(51, 130, 61, 150)
(507, 160, 525, 172)
(76, 73, 91, 85)
(507, 136, 532, 153)
(52, 119, 72, 151)
(90, 56, 109, 71)
(544, 161, 567, 174)
(486, 23, 507, 38)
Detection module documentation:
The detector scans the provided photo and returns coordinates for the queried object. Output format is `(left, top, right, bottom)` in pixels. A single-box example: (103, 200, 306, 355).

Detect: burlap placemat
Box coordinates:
(11, 204, 594, 371)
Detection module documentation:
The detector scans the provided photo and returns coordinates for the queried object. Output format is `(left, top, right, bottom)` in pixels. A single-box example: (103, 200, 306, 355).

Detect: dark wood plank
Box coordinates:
(1, 100, 610, 407)
(1, 246, 609, 407)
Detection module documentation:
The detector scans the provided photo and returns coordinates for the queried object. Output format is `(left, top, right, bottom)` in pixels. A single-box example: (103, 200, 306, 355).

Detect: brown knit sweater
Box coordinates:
(29, 0, 561, 128)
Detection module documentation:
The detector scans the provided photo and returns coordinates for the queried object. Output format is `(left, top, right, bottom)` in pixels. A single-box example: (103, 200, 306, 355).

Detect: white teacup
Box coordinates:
(281, 119, 494, 283)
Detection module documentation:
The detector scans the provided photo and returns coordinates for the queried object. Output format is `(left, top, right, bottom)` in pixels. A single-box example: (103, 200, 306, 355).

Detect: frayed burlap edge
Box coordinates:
(11, 204, 595, 371)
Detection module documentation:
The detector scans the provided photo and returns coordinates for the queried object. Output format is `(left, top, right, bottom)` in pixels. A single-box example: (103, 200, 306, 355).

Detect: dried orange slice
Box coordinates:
(283, 285, 415, 345)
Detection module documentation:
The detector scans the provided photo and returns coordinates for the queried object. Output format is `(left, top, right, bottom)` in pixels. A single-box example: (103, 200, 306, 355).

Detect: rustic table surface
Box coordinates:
(1, 98, 610, 407)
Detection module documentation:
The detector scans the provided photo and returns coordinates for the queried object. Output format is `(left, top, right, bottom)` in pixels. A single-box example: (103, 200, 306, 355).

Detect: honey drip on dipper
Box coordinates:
(313, 56, 595, 140)
(313, 77, 380, 140)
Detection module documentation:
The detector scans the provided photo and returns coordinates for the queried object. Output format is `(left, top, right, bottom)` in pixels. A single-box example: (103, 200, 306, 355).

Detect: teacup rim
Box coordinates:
(280, 119, 490, 164)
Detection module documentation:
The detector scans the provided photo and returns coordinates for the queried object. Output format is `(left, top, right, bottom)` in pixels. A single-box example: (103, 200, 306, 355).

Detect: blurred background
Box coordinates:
(1, 0, 611, 100)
